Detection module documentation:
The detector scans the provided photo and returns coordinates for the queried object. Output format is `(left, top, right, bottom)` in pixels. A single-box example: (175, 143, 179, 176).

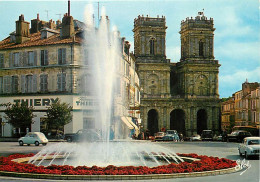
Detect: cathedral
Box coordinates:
(133, 12, 220, 137)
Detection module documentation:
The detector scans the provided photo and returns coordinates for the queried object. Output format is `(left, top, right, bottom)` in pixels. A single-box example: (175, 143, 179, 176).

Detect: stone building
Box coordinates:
(0, 13, 140, 137)
(133, 13, 220, 137)
(221, 81, 259, 131)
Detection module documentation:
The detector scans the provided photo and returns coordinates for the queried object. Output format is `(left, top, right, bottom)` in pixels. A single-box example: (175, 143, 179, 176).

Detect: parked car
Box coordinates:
(190, 134, 201, 141)
(64, 129, 101, 142)
(227, 130, 252, 142)
(18, 132, 48, 146)
(165, 130, 179, 141)
(201, 130, 213, 141)
(162, 135, 174, 141)
(238, 137, 260, 159)
(154, 132, 166, 141)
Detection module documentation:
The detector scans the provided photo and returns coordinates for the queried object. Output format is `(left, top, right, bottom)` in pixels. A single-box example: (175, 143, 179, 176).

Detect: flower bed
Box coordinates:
(0, 153, 237, 175)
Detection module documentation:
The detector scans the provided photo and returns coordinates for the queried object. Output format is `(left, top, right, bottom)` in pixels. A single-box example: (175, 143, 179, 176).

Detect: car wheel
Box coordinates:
(35, 141, 39, 146)
(42, 143, 47, 146)
(19, 141, 23, 146)
(67, 137, 72, 142)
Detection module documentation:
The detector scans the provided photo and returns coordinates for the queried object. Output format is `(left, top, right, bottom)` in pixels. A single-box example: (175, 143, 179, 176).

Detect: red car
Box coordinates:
(154, 132, 166, 141)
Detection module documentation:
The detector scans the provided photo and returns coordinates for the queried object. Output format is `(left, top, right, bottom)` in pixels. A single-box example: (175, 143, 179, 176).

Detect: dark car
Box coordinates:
(227, 130, 252, 142)
(64, 129, 101, 142)
(201, 130, 213, 141)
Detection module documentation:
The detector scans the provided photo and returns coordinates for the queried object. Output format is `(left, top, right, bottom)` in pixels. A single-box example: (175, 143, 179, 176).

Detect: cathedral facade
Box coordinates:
(133, 13, 220, 137)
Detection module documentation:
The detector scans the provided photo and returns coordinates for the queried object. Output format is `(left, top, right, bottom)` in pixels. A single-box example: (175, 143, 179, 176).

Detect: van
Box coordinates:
(201, 130, 213, 141)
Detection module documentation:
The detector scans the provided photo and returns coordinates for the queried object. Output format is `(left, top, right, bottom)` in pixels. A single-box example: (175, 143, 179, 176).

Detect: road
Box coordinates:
(0, 141, 259, 182)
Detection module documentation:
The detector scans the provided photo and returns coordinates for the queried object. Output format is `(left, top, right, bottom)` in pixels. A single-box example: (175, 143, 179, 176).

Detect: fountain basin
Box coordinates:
(0, 153, 238, 180)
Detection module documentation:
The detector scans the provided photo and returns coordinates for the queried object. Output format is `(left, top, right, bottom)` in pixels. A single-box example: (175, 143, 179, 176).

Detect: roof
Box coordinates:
(244, 137, 260, 140)
(0, 31, 82, 50)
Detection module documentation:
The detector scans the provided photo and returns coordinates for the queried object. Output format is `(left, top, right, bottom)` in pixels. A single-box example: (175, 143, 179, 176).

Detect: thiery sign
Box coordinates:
(13, 98, 59, 106)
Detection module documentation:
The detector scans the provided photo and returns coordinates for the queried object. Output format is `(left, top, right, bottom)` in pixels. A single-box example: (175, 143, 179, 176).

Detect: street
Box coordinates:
(0, 141, 259, 182)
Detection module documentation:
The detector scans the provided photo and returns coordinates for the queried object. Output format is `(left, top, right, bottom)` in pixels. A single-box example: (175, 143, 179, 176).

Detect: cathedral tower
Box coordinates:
(133, 15, 167, 63)
(177, 12, 220, 98)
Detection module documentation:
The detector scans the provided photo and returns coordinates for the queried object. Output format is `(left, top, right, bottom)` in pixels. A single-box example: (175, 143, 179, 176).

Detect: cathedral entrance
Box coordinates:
(170, 109, 185, 136)
(197, 109, 207, 135)
(147, 109, 159, 136)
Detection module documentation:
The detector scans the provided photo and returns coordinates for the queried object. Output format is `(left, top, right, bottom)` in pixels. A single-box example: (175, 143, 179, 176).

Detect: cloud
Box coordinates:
(216, 41, 260, 62)
(166, 46, 180, 62)
(219, 67, 260, 97)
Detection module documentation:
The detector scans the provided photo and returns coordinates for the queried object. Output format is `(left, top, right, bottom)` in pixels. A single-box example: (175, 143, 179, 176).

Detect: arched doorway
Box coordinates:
(197, 109, 207, 135)
(170, 109, 185, 136)
(147, 109, 159, 136)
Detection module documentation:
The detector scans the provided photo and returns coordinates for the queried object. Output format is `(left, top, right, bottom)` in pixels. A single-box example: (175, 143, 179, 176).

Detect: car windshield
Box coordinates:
(248, 140, 260, 145)
(203, 131, 212, 134)
(231, 131, 238, 135)
(167, 131, 177, 134)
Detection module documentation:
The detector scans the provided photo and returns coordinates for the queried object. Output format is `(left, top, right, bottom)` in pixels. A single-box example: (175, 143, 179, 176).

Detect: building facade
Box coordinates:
(133, 13, 220, 137)
(0, 14, 140, 137)
(221, 81, 260, 131)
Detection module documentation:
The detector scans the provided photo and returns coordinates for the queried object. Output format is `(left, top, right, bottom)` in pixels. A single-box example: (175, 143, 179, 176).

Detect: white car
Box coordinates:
(18, 132, 48, 146)
(238, 137, 260, 159)
(190, 134, 201, 141)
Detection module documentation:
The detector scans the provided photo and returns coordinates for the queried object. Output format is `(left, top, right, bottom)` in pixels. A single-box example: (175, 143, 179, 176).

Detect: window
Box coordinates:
(57, 73, 66, 91)
(150, 38, 155, 55)
(0, 76, 3, 94)
(0, 54, 4, 68)
(14, 52, 20, 67)
(58, 48, 66, 64)
(26, 75, 33, 93)
(11, 76, 18, 93)
(199, 40, 204, 56)
(80, 74, 93, 95)
(40, 74, 48, 92)
(28, 51, 34, 66)
(41, 50, 48, 66)
(3, 76, 11, 93)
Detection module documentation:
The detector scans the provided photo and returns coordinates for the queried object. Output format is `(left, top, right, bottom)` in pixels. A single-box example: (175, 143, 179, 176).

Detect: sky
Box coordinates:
(0, 0, 259, 98)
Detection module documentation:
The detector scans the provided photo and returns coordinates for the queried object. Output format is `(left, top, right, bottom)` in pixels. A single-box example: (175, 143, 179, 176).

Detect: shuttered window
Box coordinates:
(3, 76, 11, 93)
(58, 48, 66, 64)
(0, 54, 4, 68)
(28, 51, 34, 66)
(14, 52, 20, 67)
(11, 76, 18, 93)
(40, 74, 48, 92)
(0, 76, 3, 94)
(26, 75, 33, 93)
(41, 50, 48, 66)
(57, 73, 66, 91)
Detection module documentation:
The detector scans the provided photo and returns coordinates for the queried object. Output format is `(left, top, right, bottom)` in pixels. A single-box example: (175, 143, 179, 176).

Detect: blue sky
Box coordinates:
(0, 0, 259, 98)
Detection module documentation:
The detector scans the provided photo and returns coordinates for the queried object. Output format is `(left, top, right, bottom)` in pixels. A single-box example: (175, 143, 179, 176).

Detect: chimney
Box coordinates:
(15, 14, 30, 43)
(31, 13, 41, 34)
(60, 14, 74, 38)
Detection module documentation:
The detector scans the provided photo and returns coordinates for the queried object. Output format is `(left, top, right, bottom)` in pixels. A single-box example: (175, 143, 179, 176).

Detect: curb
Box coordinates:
(0, 167, 239, 180)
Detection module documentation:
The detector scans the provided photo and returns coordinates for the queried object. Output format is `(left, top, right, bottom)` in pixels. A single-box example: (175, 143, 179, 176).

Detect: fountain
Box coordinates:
(27, 4, 183, 168)
(0, 4, 239, 180)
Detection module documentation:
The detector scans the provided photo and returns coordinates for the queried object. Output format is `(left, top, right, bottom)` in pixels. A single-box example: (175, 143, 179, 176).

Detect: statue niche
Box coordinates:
(194, 74, 208, 96)
(148, 74, 159, 95)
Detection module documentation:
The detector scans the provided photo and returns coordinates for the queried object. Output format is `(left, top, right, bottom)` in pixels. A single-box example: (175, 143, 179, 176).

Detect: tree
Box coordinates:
(2, 102, 35, 135)
(45, 100, 72, 134)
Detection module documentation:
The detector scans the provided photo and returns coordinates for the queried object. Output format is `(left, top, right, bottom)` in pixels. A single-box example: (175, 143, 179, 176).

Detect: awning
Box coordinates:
(126, 117, 139, 132)
(121, 117, 134, 129)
